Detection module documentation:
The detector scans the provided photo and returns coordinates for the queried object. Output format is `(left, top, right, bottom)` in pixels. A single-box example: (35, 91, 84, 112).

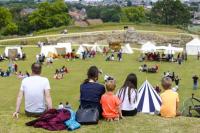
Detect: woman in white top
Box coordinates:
(116, 73, 138, 116)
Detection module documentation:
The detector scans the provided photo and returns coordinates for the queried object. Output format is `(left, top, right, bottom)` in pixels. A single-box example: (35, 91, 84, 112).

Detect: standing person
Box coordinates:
(116, 73, 138, 116)
(79, 66, 105, 118)
(13, 63, 53, 118)
(192, 75, 199, 90)
(14, 63, 18, 73)
(184, 51, 187, 61)
(174, 76, 181, 87)
(198, 51, 200, 60)
(101, 80, 123, 121)
(160, 77, 180, 118)
(117, 50, 122, 61)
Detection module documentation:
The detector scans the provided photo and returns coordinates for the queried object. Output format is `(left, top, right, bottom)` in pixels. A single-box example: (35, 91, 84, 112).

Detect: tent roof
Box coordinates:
(122, 43, 133, 54)
(137, 80, 162, 114)
(186, 38, 200, 46)
(141, 41, 156, 52)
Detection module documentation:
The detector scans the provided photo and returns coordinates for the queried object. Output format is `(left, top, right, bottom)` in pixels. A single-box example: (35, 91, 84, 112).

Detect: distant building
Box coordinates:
(65, 0, 80, 3)
(34, 0, 47, 3)
(20, 8, 35, 16)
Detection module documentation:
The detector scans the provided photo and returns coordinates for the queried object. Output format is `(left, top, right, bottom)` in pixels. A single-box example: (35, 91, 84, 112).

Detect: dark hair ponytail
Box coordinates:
(83, 66, 99, 84)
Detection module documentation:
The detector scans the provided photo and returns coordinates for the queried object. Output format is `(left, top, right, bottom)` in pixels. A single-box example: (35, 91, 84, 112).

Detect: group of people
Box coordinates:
(163, 71, 181, 91)
(0, 61, 18, 77)
(53, 66, 69, 80)
(17, 71, 30, 79)
(64, 49, 78, 61)
(81, 49, 96, 60)
(139, 52, 187, 64)
(106, 50, 123, 62)
(139, 64, 159, 73)
(13, 64, 181, 126)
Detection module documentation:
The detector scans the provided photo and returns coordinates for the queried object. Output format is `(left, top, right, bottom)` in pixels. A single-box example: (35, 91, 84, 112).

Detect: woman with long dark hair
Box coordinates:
(79, 66, 105, 117)
(117, 73, 138, 116)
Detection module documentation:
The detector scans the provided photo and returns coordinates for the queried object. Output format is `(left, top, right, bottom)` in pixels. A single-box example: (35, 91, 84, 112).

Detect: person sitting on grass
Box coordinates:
(60, 66, 68, 74)
(101, 80, 123, 121)
(117, 73, 138, 116)
(53, 69, 63, 80)
(160, 77, 181, 118)
(13, 63, 52, 118)
(79, 66, 105, 118)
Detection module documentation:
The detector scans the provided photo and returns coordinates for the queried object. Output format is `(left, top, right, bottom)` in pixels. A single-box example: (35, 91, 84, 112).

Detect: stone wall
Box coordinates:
(48, 30, 193, 47)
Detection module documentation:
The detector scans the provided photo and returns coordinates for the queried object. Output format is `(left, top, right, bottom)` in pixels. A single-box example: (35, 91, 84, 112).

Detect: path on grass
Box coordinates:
(0, 29, 197, 44)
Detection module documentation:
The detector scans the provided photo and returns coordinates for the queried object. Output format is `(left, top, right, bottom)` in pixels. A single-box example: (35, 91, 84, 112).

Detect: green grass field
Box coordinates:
(0, 46, 200, 133)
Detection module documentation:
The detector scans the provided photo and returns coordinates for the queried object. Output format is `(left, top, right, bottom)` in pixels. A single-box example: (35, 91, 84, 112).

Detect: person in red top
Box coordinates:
(100, 80, 123, 121)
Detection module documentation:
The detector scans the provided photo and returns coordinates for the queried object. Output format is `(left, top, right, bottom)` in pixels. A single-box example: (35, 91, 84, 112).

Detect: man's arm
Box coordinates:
(13, 90, 23, 119)
(44, 89, 52, 110)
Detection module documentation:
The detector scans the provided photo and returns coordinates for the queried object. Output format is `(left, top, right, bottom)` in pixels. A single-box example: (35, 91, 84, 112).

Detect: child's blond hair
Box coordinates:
(106, 80, 116, 92)
(161, 77, 172, 90)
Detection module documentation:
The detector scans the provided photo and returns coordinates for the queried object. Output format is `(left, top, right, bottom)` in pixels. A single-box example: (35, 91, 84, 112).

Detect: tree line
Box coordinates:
(0, 0, 191, 36)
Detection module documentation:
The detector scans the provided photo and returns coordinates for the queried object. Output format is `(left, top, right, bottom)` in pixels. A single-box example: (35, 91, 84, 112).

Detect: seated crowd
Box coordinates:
(12, 64, 181, 131)
(139, 64, 159, 73)
(139, 52, 187, 63)
(106, 50, 123, 61)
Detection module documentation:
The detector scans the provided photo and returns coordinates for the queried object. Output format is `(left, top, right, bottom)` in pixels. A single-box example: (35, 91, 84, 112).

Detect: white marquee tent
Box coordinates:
(137, 80, 162, 114)
(40, 45, 57, 57)
(122, 44, 133, 54)
(91, 43, 103, 53)
(76, 45, 85, 55)
(4, 46, 23, 58)
(164, 44, 183, 55)
(186, 38, 200, 55)
(141, 42, 157, 53)
(40, 43, 72, 57)
(76, 43, 103, 55)
(57, 43, 72, 53)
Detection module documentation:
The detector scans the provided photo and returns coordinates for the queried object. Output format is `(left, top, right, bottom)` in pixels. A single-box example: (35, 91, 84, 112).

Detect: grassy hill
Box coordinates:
(0, 47, 200, 132)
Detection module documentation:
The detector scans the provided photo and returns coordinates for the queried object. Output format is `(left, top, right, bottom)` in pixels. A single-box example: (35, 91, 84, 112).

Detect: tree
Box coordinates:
(122, 7, 146, 23)
(28, 0, 71, 31)
(2, 22, 18, 35)
(100, 6, 121, 22)
(150, 0, 190, 25)
(0, 7, 13, 29)
(0, 6, 18, 35)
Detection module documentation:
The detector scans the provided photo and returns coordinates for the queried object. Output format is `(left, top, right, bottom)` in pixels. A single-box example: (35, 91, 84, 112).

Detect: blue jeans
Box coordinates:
(193, 83, 198, 90)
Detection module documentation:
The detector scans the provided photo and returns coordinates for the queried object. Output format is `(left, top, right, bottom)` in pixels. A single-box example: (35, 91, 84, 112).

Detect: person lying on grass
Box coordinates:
(13, 63, 53, 119)
(160, 77, 181, 118)
(100, 80, 123, 121)
(117, 73, 138, 116)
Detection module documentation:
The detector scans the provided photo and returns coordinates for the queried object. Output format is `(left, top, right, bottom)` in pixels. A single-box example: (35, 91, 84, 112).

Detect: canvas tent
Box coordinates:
(141, 42, 157, 53)
(91, 43, 103, 53)
(4, 46, 23, 59)
(40, 45, 57, 57)
(137, 80, 162, 114)
(57, 43, 72, 53)
(41, 43, 72, 57)
(122, 44, 133, 54)
(186, 38, 200, 55)
(164, 44, 183, 55)
(76, 43, 103, 55)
